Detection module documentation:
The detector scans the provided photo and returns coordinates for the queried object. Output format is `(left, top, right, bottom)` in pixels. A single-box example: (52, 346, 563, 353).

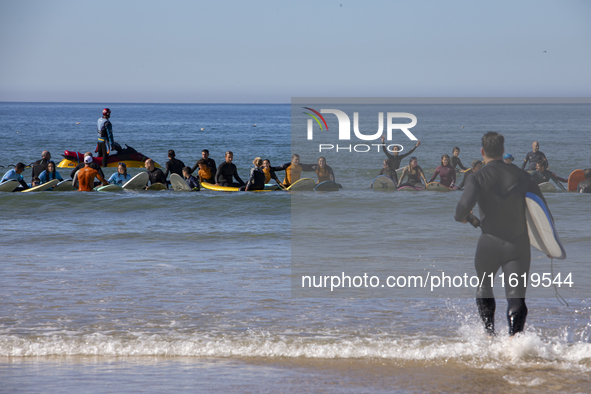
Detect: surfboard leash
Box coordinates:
(550, 257, 569, 307)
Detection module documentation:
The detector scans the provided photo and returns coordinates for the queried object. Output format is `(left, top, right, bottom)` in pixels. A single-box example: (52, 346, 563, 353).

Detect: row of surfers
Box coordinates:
(0, 149, 338, 191)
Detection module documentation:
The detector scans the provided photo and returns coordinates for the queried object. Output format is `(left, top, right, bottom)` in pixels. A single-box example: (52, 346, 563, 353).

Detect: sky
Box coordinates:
(1, 0, 590, 103)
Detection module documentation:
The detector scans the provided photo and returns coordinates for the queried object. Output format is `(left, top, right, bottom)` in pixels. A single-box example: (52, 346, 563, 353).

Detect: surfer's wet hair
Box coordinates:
(197, 159, 207, 166)
(15, 162, 25, 171)
(584, 169, 591, 179)
(481, 132, 504, 158)
(182, 166, 192, 174)
(168, 150, 176, 158)
(292, 154, 300, 160)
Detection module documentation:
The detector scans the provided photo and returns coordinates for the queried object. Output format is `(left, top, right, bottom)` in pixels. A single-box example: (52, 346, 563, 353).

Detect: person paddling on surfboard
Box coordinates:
(72, 156, 109, 191)
(521, 141, 547, 171)
(531, 160, 567, 190)
(378, 159, 398, 184)
(182, 166, 201, 191)
(428, 154, 456, 188)
(455, 132, 546, 337)
(1, 162, 30, 190)
(380, 134, 421, 170)
(397, 157, 427, 189)
(577, 169, 591, 193)
(107, 163, 132, 186)
(240, 157, 266, 191)
(144, 159, 167, 189)
(215, 151, 245, 188)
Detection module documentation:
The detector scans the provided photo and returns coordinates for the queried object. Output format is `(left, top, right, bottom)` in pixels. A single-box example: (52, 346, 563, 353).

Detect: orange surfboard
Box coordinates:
(567, 169, 585, 191)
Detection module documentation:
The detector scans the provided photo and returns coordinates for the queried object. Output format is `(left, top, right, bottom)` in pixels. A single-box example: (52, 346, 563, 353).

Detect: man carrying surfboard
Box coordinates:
(455, 132, 546, 336)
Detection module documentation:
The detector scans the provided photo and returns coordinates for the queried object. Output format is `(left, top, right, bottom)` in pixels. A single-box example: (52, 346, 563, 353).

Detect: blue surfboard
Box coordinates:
(525, 192, 566, 259)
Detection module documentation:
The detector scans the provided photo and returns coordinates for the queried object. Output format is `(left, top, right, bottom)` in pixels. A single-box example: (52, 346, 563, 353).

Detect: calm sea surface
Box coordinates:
(1, 102, 590, 392)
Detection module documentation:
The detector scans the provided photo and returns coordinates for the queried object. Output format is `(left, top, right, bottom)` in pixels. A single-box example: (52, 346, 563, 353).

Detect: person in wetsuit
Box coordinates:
(240, 157, 266, 191)
(457, 160, 483, 190)
(378, 159, 398, 184)
(310, 157, 336, 184)
(455, 132, 546, 336)
(397, 156, 428, 189)
(215, 151, 245, 187)
(1, 162, 29, 190)
(521, 141, 547, 171)
(530, 160, 567, 190)
(70, 152, 106, 187)
(39, 161, 63, 184)
(164, 149, 185, 179)
(97, 108, 115, 168)
(195, 159, 215, 184)
(451, 147, 468, 173)
(578, 169, 591, 193)
(31, 151, 51, 182)
(72, 156, 109, 191)
(274, 154, 316, 188)
(380, 134, 421, 170)
(144, 159, 167, 188)
(182, 166, 201, 191)
(262, 159, 282, 186)
(107, 163, 132, 186)
(190, 149, 216, 175)
(428, 154, 456, 188)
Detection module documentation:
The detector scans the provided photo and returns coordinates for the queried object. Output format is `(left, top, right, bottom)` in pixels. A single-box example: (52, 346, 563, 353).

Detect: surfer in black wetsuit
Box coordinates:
(577, 169, 591, 193)
(451, 147, 468, 173)
(240, 157, 266, 191)
(380, 134, 421, 170)
(530, 160, 567, 190)
(521, 141, 547, 171)
(144, 159, 167, 188)
(215, 151, 245, 187)
(164, 149, 185, 178)
(190, 149, 216, 175)
(378, 159, 398, 184)
(182, 166, 201, 190)
(31, 151, 51, 182)
(457, 160, 483, 191)
(455, 132, 546, 336)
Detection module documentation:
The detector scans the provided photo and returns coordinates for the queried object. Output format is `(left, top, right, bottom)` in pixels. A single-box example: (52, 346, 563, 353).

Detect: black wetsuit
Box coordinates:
(190, 158, 216, 174)
(382, 145, 418, 170)
(521, 151, 547, 171)
(215, 162, 245, 187)
(240, 167, 266, 191)
(398, 165, 425, 189)
(31, 159, 50, 182)
(457, 168, 474, 190)
(147, 168, 167, 186)
(164, 158, 185, 178)
(185, 175, 201, 190)
(455, 159, 545, 336)
(378, 168, 398, 185)
(451, 156, 468, 171)
(531, 169, 566, 190)
(578, 179, 591, 193)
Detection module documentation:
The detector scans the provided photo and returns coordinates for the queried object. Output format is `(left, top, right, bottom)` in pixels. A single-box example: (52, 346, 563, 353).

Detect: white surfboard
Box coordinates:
(22, 179, 59, 193)
(123, 172, 149, 190)
(170, 173, 191, 191)
(0, 180, 19, 192)
(525, 192, 566, 259)
(95, 184, 124, 192)
(538, 182, 557, 193)
(371, 175, 397, 190)
(52, 180, 75, 191)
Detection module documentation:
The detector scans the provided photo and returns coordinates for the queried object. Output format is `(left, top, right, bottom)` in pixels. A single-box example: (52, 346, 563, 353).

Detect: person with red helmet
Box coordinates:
(97, 108, 115, 167)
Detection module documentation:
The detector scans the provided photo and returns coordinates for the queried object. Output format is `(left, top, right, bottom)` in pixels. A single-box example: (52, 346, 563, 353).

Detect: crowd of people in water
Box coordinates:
(1, 108, 590, 193)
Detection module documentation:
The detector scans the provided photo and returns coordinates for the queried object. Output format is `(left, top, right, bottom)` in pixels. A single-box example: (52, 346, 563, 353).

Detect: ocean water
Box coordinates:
(1, 102, 590, 392)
